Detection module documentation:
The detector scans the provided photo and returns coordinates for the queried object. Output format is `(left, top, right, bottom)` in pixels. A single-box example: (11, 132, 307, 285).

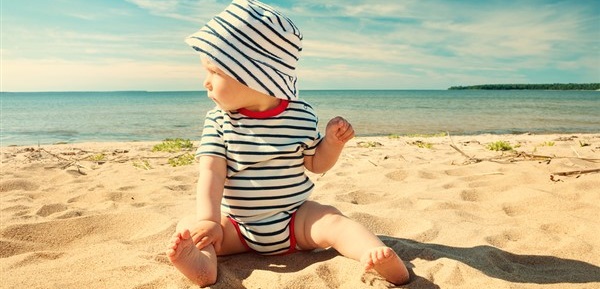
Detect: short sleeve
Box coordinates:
(302, 118, 322, 156)
(196, 109, 226, 159)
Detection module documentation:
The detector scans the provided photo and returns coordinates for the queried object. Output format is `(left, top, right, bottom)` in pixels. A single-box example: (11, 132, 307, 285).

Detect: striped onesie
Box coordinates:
(196, 99, 321, 255)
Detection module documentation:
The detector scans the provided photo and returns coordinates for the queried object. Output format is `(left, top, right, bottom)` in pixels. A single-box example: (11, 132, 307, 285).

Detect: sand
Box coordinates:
(1, 133, 599, 289)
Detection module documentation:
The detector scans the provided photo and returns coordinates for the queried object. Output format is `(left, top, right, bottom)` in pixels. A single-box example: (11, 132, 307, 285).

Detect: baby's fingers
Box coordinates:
(327, 117, 344, 131)
(191, 231, 209, 246)
(337, 123, 354, 142)
(195, 236, 212, 250)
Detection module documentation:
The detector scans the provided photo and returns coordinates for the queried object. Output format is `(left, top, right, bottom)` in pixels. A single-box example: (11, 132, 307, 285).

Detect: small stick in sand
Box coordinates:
(447, 132, 482, 164)
(570, 146, 582, 158)
(449, 144, 482, 164)
(551, 168, 600, 177)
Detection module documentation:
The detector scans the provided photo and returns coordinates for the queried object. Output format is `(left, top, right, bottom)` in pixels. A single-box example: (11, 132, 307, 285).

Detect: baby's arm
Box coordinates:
(304, 116, 354, 174)
(189, 155, 227, 252)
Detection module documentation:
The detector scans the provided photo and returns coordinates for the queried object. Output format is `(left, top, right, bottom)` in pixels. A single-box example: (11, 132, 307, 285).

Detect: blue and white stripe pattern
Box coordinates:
(197, 99, 321, 255)
(185, 0, 303, 100)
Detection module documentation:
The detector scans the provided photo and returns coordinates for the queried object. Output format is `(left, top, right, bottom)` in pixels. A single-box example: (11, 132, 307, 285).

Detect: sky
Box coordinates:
(1, 0, 599, 91)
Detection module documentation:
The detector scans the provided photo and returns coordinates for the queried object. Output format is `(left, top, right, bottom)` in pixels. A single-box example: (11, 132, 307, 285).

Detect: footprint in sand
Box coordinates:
(484, 229, 524, 248)
(501, 204, 527, 217)
(87, 183, 105, 192)
(9, 251, 65, 268)
(36, 203, 68, 217)
(0, 179, 40, 192)
(335, 190, 385, 205)
(361, 270, 393, 287)
(444, 265, 466, 286)
(117, 185, 136, 191)
(482, 247, 597, 280)
(444, 167, 471, 177)
(385, 170, 408, 181)
(0, 239, 40, 258)
(427, 263, 466, 286)
(171, 174, 195, 183)
(413, 227, 440, 243)
(348, 212, 395, 236)
(55, 210, 85, 219)
(164, 184, 193, 192)
(334, 171, 349, 177)
(2, 204, 31, 213)
(539, 222, 572, 235)
(417, 170, 437, 180)
(561, 240, 594, 255)
(315, 264, 341, 288)
(441, 182, 457, 189)
(459, 189, 482, 202)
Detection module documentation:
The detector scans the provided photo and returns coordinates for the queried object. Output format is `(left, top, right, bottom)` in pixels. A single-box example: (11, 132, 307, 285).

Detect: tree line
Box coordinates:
(448, 83, 600, 90)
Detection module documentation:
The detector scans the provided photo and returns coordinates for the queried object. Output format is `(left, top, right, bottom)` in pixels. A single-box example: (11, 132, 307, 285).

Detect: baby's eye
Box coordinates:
(208, 68, 221, 75)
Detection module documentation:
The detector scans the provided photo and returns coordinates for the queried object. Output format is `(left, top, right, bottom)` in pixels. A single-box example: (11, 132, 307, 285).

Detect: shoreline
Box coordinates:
(3, 131, 600, 149)
(3, 90, 599, 147)
(1, 133, 599, 288)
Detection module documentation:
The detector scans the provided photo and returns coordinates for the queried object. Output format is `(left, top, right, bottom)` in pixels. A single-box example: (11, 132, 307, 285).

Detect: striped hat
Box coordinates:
(186, 0, 303, 100)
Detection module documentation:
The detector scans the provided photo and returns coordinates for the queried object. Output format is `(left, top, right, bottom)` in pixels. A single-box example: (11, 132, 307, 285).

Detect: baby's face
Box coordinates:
(201, 58, 249, 111)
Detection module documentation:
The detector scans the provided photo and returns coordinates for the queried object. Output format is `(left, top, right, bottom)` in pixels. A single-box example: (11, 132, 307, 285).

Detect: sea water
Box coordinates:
(1, 90, 599, 146)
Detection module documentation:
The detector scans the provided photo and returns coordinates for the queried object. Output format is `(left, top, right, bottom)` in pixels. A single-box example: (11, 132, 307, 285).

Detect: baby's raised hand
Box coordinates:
(188, 220, 223, 252)
(325, 116, 354, 145)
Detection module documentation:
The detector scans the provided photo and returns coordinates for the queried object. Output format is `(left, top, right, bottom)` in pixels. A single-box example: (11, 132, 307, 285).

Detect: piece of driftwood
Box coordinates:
(551, 168, 600, 176)
(446, 132, 600, 166)
(449, 144, 482, 164)
(9, 146, 197, 174)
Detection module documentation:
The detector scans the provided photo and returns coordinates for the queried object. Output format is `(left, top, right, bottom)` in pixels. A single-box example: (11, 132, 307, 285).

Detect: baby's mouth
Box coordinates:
(207, 94, 217, 102)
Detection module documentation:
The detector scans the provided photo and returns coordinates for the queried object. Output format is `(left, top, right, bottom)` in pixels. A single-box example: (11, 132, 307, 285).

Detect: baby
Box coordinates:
(167, 0, 410, 286)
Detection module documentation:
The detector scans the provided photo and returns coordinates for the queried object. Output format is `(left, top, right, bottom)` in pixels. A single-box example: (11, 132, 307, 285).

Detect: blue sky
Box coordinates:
(1, 0, 599, 91)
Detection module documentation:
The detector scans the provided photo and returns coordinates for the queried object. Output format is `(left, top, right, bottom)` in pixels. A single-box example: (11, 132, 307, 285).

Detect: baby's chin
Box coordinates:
(215, 103, 234, 112)
(210, 99, 223, 110)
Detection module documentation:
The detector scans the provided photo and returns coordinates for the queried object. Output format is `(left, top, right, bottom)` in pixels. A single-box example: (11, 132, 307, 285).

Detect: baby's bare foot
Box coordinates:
(361, 247, 409, 285)
(167, 230, 217, 286)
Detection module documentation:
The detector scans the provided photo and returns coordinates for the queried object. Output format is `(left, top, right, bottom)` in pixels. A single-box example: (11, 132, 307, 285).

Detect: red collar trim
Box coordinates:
(238, 100, 289, 119)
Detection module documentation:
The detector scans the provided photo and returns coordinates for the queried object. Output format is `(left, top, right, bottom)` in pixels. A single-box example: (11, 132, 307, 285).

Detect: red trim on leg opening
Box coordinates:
(285, 212, 298, 255)
(228, 217, 251, 251)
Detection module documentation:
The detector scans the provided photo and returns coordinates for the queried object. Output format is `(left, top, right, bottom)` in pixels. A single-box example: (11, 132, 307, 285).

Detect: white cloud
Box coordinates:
(126, 0, 224, 23)
(126, 0, 180, 13)
(64, 12, 99, 21)
(341, 3, 410, 17)
(298, 0, 598, 85)
(1, 59, 202, 91)
(289, 1, 412, 18)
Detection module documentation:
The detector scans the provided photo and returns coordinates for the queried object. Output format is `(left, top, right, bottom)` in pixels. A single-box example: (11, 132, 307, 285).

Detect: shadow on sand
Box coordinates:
(382, 236, 600, 285)
(210, 244, 439, 289)
(204, 236, 599, 288)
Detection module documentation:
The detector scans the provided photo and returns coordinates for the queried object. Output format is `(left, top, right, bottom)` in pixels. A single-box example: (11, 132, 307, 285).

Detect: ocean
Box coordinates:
(1, 90, 599, 146)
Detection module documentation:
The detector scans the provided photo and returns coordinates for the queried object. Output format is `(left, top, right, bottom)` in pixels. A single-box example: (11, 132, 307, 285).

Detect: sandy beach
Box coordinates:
(1, 133, 599, 289)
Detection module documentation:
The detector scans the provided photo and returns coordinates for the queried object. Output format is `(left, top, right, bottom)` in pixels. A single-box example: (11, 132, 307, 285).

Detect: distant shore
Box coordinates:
(448, 83, 600, 90)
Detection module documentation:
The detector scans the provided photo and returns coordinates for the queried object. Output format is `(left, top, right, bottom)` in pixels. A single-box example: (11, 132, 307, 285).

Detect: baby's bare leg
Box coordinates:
(295, 201, 410, 285)
(166, 218, 218, 286)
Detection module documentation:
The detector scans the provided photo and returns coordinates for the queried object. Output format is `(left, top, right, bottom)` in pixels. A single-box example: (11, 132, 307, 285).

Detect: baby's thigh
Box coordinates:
(217, 215, 249, 256)
(294, 200, 343, 250)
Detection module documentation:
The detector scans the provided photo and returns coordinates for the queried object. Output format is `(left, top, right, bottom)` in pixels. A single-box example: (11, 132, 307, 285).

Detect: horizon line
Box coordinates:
(1, 88, 453, 93)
